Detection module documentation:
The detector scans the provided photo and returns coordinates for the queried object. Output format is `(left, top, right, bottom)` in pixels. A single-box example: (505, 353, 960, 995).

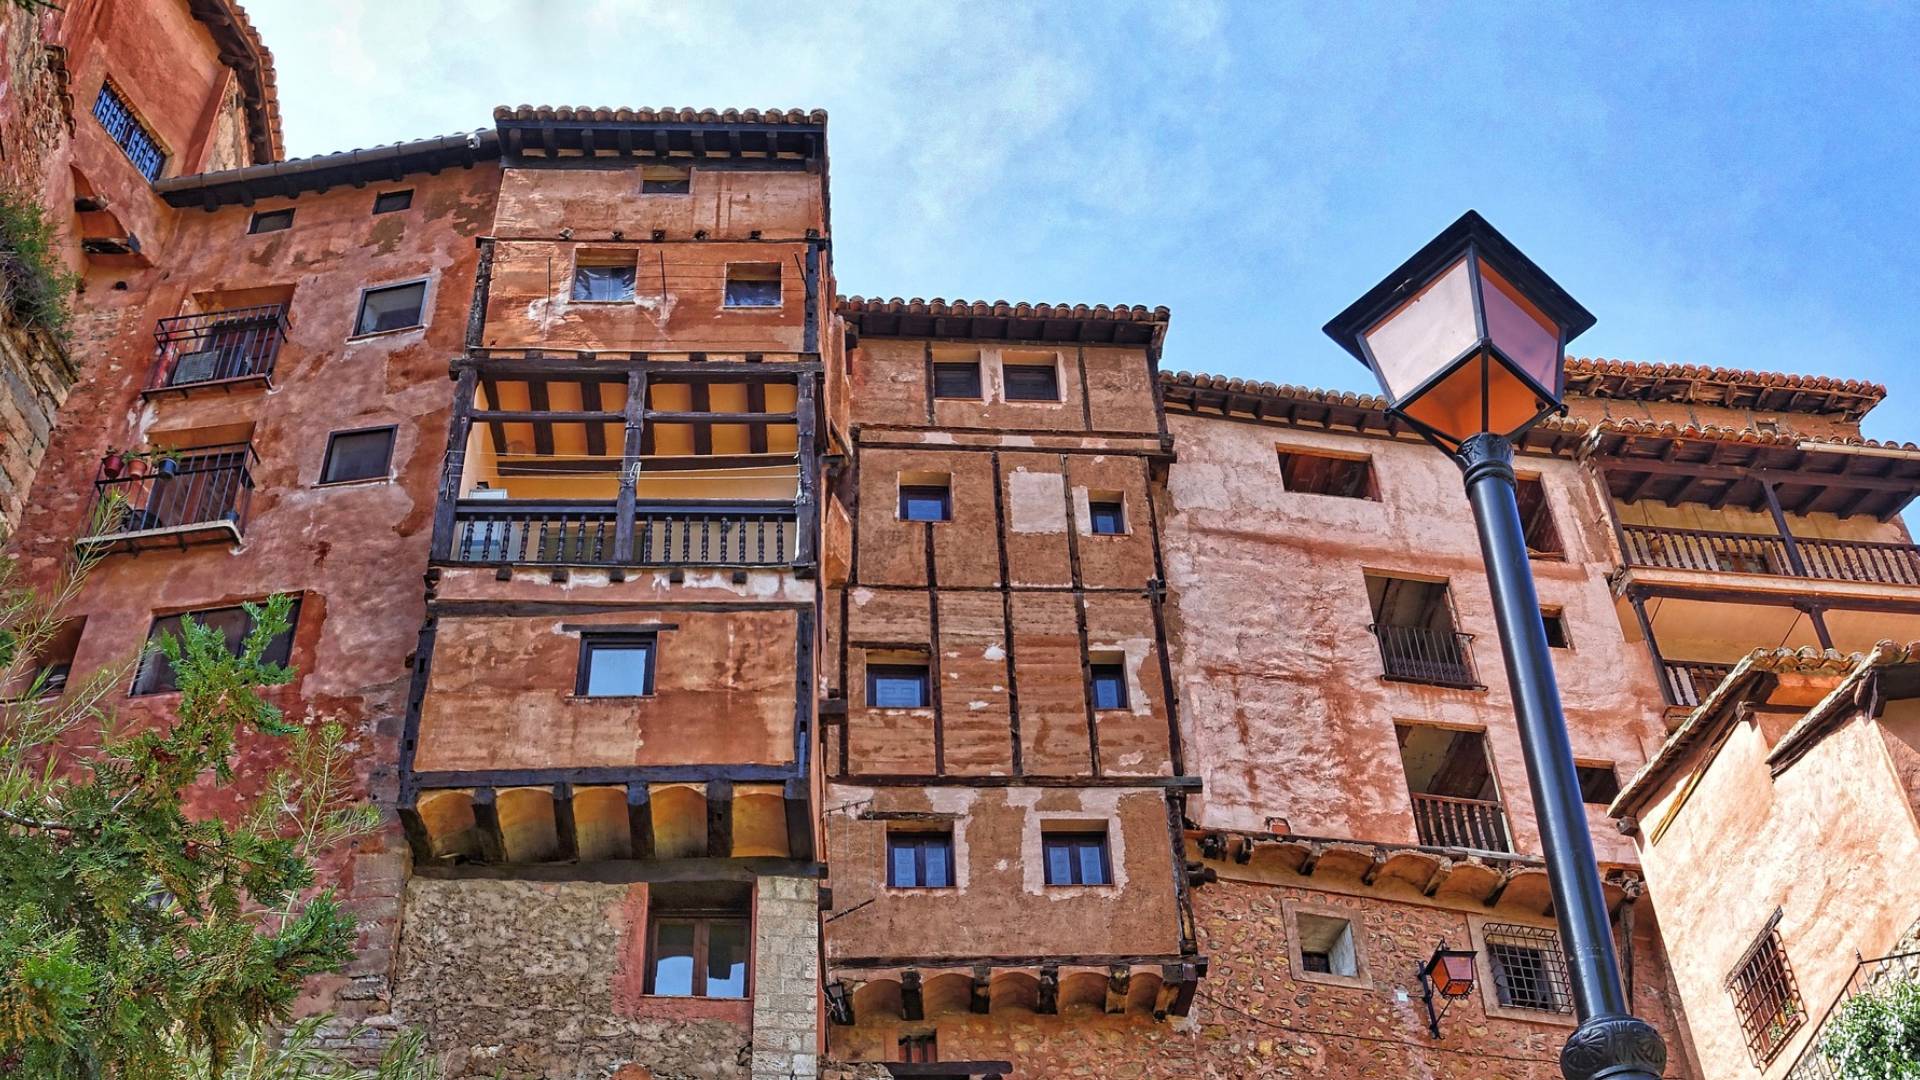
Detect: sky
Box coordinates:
(245, 1, 1920, 442)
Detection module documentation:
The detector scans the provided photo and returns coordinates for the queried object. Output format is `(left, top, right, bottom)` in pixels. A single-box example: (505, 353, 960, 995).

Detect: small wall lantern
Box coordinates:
(1419, 941, 1479, 1038)
(1322, 210, 1596, 452)
(825, 979, 853, 1025)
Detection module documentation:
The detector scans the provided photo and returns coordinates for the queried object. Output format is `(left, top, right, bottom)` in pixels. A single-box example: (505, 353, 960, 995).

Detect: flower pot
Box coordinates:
(102, 455, 126, 479)
(156, 458, 179, 478)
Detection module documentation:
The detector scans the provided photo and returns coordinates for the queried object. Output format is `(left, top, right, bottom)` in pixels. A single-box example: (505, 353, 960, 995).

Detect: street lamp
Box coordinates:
(1325, 211, 1667, 1080)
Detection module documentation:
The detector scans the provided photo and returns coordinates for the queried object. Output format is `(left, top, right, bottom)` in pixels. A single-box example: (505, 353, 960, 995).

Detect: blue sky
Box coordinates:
(247, 1, 1920, 441)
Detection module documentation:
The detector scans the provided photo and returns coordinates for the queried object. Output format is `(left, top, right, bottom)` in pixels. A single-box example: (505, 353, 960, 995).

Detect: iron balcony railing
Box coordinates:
(448, 500, 799, 567)
(1661, 659, 1737, 709)
(1370, 623, 1482, 689)
(1783, 951, 1920, 1080)
(1621, 524, 1920, 587)
(148, 304, 289, 390)
(82, 444, 257, 545)
(1410, 792, 1513, 853)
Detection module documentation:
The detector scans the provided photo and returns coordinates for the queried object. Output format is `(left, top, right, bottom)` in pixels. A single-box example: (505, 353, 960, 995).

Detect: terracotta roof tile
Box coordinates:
(195, 2, 283, 162)
(838, 296, 1169, 322)
(1588, 417, 1920, 452)
(493, 105, 826, 125)
(1566, 356, 1886, 401)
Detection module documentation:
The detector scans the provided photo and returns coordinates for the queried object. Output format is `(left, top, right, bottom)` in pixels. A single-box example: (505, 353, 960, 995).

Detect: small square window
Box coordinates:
(933, 361, 983, 399)
(867, 662, 930, 709)
(1042, 830, 1111, 886)
(248, 209, 294, 235)
(1517, 477, 1564, 557)
(1484, 923, 1573, 1015)
(898, 482, 951, 523)
(1541, 609, 1571, 649)
(642, 166, 691, 194)
(354, 281, 427, 336)
(319, 427, 395, 485)
(572, 260, 637, 302)
(1088, 497, 1126, 536)
(724, 263, 781, 308)
(648, 915, 748, 998)
(133, 601, 300, 696)
(1003, 362, 1060, 402)
(1576, 764, 1620, 805)
(9, 618, 82, 701)
(576, 634, 655, 697)
(898, 1033, 938, 1064)
(1278, 449, 1376, 499)
(1090, 662, 1128, 711)
(887, 832, 954, 888)
(1295, 912, 1360, 979)
(372, 189, 412, 215)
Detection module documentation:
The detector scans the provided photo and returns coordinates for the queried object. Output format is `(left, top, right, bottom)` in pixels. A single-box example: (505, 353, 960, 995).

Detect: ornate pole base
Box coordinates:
(1561, 1014, 1668, 1080)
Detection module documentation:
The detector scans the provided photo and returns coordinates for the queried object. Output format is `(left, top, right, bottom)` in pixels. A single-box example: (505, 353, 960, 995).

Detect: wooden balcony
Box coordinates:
(1410, 792, 1512, 853)
(1661, 659, 1736, 709)
(145, 304, 288, 394)
(77, 444, 256, 553)
(446, 500, 799, 567)
(1370, 624, 1482, 689)
(1621, 524, 1920, 587)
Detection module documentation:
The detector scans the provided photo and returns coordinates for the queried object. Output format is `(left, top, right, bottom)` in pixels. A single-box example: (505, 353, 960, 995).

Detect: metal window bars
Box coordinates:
(1783, 951, 1920, 1080)
(1728, 911, 1806, 1066)
(149, 305, 290, 389)
(84, 444, 257, 545)
(1369, 623, 1482, 689)
(92, 83, 165, 182)
(1484, 923, 1574, 1014)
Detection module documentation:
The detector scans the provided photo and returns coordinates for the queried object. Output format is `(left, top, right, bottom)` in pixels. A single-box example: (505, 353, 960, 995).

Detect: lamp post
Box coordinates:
(1324, 211, 1667, 1080)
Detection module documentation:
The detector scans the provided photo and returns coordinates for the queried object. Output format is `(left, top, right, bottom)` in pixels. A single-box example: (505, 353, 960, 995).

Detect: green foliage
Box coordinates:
(0, 539, 434, 1077)
(1822, 976, 1920, 1079)
(0, 185, 79, 341)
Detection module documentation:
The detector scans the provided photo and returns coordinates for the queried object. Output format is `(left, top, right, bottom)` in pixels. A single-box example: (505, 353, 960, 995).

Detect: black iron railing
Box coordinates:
(1783, 951, 1920, 1080)
(1661, 659, 1737, 709)
(83, 444, 256, 545)
(148, 304, 289, 390)
(1370, 624, 1481, 689)
(448, 501, 798, 567)
(1622, 524, 1920, 587)
(1410, 792, 1513, 852)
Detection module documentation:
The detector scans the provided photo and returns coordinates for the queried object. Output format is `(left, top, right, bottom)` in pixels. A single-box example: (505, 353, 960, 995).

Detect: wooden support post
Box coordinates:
(706, 779, 733, 858)
(616, 370, 647, 563)
(626, 782, 654, 859)
(553, 783, 578, 861)
(430, 368, 479, 561)
(1037, 965, 1059, 1014)
(784, 777, 814, 862)
(1104, 966, 1131, 1014)
(1762, 478, 1811, 577)
(795, 373, 819, 571)
(1168, 963, 1201, 1017)
(803, 242, 820, 354)
(1626, 592, 1676, 707)
(397, 803, 434, 863)
(1800, 602, 1836, 651)
(900, 971, 924, 1021)
(970, 966, 992, 1014)
(471, 787, 506, 863)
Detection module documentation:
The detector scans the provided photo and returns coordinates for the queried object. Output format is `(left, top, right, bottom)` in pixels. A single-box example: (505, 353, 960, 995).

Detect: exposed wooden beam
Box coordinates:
(552, 783, 579, 861)
(580, 380, 607, 457)
(690, 383, 713, 456)
(900, 971, 924, 1020)
(747, 382, 768, 454)
(706, 779, 733, 858)
(471, 787, 506, 863)
(527, 380, 555, 456)
(626, 783, 654, 859)
(1104, 967, 1131, 1015)
(478, 376, 508, 454)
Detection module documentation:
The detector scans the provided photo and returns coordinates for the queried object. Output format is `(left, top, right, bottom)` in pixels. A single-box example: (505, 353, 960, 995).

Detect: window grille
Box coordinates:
(1484, 923, 1573, 1014)
(93, 83, 165, 181)
(1727, 911, 1804, 1064)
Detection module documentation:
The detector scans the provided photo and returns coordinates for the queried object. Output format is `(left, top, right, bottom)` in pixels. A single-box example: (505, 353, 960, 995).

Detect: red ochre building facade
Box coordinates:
(8, 4, 1920, 1079)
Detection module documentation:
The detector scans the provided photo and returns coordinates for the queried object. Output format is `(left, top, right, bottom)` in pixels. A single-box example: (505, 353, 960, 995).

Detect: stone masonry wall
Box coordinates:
(751, 875, 823, 1080)
(0, 319, 74, 537)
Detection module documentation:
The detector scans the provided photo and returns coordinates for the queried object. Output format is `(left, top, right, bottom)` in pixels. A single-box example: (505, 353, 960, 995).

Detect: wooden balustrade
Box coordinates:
(1621, 523, 1920, 586)
(1410, 792, 1513, 853)
(1661, 659, 1736, 709)
(449, 500, 798, 567)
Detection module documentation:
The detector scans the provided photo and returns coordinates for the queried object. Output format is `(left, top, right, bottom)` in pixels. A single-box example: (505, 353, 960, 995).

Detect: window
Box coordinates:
(1042, 830, 1111, 886)
(898, 481, 951, 523)
(1294, 911, 1360, 980)
(867, 662, 930, 709)
(9, 618, 83, 701)
(353, 281, 427, 336)
(133, 601, 300, 696)
(1484, 923, 1573, 1014)
(723, 263, 781, 308)
(647, 915, 748, 998)
(898, 1033, 937, 1063)
(248, 209, 294, 235)
(572, 256, 637, 302)
(319, 427, 395, 485)
(1278, 449, 1376, 500)
(1576, 764, 1620, 805)
(933, 361, 983, 399)
(1728, 912, 1804, 1064)
(1088, 496, 1126, 536)
(372, 189, 413, 214)
(1090, 661, 1128, 711)
(641, 166, 691, 194)
(1516, 477, 1564, 557)
(887, 832, 954, 888)
(93, 82, 165, 181)
(1003, 361, 1060, 402)
(1541, 608, 1571, 649)
(576, 634, 655, 697)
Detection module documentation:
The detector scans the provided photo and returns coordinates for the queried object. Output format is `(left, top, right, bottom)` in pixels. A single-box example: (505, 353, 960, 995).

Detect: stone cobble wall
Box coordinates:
(0, 319, 75, 535)
(0, 2, 69, 197)
(750, 875, 823, 1080)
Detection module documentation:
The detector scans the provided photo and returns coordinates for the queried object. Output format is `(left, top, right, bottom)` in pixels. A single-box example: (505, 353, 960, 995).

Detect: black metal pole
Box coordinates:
(1455, 433, 1667, 1080)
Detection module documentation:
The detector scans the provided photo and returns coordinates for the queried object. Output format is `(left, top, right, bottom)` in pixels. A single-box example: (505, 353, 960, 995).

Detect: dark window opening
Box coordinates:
(576, 634, 655, 697)
(867, 662, 930, 709)
(248, 209, 294, 235)
(1301, 951, 1332, 973)
(642, 166, 691, 194)
(1042, 831, 1111, 886)
(319, 427, 395, 485)
(1541, 609, 1571, 649)
(1278, 449, 1376, 500)
(887, 832, 954, 888)
(1366, 574, 1476, 689)
(898, 1033, 938, 1063)
(1003, 363, 1060, 402)
(898, 483, 951, 523)
(647, 914, 748, 998)
(1397, 723, 1510, 852)
(1088, 498, 1126, 536)
(93, 82, 165, 181)
(1516, 477, 1564, 557)
(933, 361, 983, 399)
(724, 264, 781, 308)
(1090, 662, 1128, 710)
(573, 261, 637, 302)
(133, 601, 300, 696)
(1485, 923, 1573, 1014)
(1728, 912, 1804, 1064)
(1576, 764, 1620, 805)
(354, 281, 427, 336)
(372, 189, 413, 214)
(10, 618, 83, 701)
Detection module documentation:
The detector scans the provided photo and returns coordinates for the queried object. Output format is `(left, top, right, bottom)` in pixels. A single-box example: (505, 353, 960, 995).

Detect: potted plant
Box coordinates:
(101, 449, 130, 479)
